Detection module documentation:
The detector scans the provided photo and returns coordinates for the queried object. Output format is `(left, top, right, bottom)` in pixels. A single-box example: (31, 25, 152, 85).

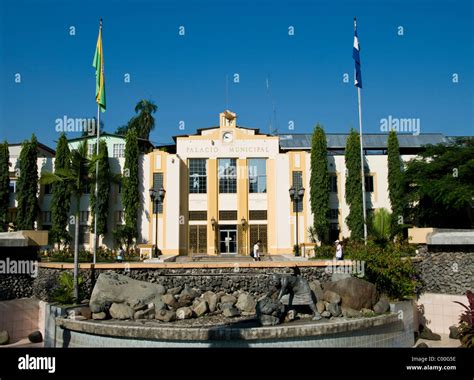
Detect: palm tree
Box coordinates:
(116, 99, 157, 140)
(41, 141, 93, 301)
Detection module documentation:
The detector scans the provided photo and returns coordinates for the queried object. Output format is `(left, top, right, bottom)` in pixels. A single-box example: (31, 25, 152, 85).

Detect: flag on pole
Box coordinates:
(353, 18, 362, 89)
(93, 20, 106, 112)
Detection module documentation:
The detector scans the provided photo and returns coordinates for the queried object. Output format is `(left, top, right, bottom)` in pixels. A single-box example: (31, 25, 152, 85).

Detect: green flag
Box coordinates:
(92, 21, 106, 112)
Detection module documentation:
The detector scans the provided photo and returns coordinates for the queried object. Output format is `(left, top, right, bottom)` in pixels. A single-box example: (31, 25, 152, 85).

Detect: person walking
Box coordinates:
(335, 240, 343, 261)
(252, 240, 262, 261)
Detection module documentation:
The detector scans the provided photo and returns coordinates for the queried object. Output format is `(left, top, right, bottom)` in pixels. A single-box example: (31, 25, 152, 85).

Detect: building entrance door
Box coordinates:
(219, 226, 237, 254)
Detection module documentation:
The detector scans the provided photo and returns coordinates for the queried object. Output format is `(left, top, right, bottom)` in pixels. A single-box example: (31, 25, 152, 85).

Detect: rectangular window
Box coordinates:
(189, 225, 207, 254)
(189, 211, 207, 221)
(189, 159, 207, 194)
(248, 158, 267, 193)
(365, 175, 374, 193)
(249, 224, 267, 254)
(329, 209, 339, 220)
(44, 184, 52, 195)
(292, 171, 303, 213)
(152, 173, 164, 214)
(249, 210, 267, 220)
(219, 158, 237, 193)
(330, 175, 338, 193)
(113, 144, 125, 158)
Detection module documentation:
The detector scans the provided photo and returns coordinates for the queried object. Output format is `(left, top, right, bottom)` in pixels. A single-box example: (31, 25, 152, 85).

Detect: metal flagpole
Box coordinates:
(93, 19, 103, 264)
(354, 17, 368, 245)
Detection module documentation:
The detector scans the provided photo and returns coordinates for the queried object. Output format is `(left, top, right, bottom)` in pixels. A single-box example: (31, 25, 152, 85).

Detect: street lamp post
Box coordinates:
(149, 187, 166, 258)
(289, 186, 305, 256)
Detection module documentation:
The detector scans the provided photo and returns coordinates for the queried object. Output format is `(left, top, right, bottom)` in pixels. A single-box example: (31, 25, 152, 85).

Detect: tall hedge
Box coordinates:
(90, 140, 110, 236)
(0, 142, 10, 231)
(345, 129, 364, 241)
(16, 134, 39, 230)
(123, 128, 140, 238)
(50, 133, 71, 246)
(387, 130, 404, 238)
(310, 124, 330, 243)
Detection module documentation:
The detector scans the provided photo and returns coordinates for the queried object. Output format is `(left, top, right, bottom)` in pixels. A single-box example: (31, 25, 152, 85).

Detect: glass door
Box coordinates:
(219, 226, 237, 254)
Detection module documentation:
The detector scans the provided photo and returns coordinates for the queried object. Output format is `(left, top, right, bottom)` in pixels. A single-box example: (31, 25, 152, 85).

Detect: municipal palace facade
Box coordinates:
(7, 110, 446, 256)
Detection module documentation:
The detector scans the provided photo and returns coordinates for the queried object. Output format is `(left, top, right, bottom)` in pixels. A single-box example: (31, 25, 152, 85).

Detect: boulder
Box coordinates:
(341, 307, 362, 318)
(161, 294, 179, 309)
(89, 272, 166, 313)
(223, 306, 241, 318)
(192, 299, 209, 317)
(235, 293, 256, 313)
(449, 325, 461, 340)
(373, 298, 390, 314)
(260, 315, 280, 326)
(155, 309, 176, 322)
(134, 307, 155, 320)
(331, 273, 351, 282)
(168, 286, 182, 296)
(419, 325, 441, 341)
(28, 331, 43, 343)
(0, 330, 9, 345)
(316, 300, 326, 314)
(321, 311, 331, 318)
(323, 290, 341, 304)
(309, 280, 324, 302)
(176, 307, 193, 320)
(256, 297, 285, 318)
(79, 306, 92, 319)
(92, 312, 107, 320)
(326, 302, 342, 317)
(202, 291, 218, 313)
(109, 303, 134, 320)
(323, 277, 378, 310)
(180, 285, 200, 300)
(220, 294, 237, 305)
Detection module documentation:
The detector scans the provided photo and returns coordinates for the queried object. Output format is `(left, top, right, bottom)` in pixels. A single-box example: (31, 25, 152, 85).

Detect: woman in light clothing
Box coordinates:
(335, 240, 343, 260)
(253, 240, 262, 261)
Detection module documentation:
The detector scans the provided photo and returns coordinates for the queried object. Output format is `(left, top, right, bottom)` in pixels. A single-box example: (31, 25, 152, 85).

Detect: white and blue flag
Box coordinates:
(353, 18, 362, 88)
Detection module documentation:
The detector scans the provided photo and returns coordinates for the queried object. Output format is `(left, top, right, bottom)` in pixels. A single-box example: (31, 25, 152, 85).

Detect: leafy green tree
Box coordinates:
(123, 128, 140, 240)
(16, 134, 39, 230)
(310, 124, 330, 243)
(50, 134, 71, 247)
(345, 129, 364, 241)
(115, 99, 157, 140)
(90, 140, 111, 237)
(0, 142, 10, 231)
(369, 208, 391, 244)
(41, 141, 92, 301)
(387, 130, 405, 238)
(405, 137, 474, 228)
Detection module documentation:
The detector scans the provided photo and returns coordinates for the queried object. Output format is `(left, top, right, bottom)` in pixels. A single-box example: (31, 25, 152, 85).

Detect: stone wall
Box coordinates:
(31, 266, 332, 302)
(0, 274, 33, 300)
(413, 248, 473, 295)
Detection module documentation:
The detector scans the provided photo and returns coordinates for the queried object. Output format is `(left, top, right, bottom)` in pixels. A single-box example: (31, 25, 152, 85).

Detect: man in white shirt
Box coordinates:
(253, 240, 262, 261)
(335, 240, 343, 260)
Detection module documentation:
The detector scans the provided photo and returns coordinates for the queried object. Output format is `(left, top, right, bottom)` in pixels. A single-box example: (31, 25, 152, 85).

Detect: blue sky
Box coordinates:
(0, 0, 473, 148)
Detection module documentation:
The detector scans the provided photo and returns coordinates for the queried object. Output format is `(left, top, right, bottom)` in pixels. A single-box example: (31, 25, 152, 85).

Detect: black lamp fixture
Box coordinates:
(289, 185, 305, 256)
(149, 186, 166, 258)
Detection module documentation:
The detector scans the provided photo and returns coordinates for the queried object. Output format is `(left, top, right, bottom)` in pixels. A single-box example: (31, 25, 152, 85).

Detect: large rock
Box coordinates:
(168, 286, 182, 296)
(92, 312, 107, 320)
(323, 290, 341, 304)
(373, 298, 390, 314)
(176, 307, 193, 320)
(326, 302, 342, 317)
(134, 307, 155, 320)
(0, 330, 9, 345)
(161, 294, 179, 309)
(79, 306, 92, 319)
(192, 299, 209, 317)
(449, 325, 461, 340)
(223, 306, 241, 317)
(341, 306, 362, 318)
(260, 315, 280, 326)
(202, 291, 218, 313)
(109, 303, 134, 320)
(180, 285, 200, 300)
(220, 294, 237, 305)
(419, 325, 441, 341)
(28, 331, 43, 343)
(309, 280, 324, 302)
(236, 293, 256, 313)
(323, 277, 378, 310)
(155, 309, 176, 322)
(89, 272, 166, 313)
(316, 300, 326, 314)
(256, 296, 285, 326)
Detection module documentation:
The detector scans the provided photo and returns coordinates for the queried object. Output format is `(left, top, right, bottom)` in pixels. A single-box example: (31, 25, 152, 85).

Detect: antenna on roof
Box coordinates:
(265, 75, 278, 135)
(225, 74, 229, 110)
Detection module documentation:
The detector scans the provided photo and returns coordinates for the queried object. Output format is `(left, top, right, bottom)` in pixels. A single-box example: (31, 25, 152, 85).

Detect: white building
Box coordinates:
(7, 111, 447, 256)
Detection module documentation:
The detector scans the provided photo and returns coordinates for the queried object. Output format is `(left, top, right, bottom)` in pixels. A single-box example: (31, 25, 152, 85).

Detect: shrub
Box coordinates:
(52, 271, 85, 305)
(311, 244, 334, 259)
(454, 290, 474, 348)
(345, 240, 418, 300)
